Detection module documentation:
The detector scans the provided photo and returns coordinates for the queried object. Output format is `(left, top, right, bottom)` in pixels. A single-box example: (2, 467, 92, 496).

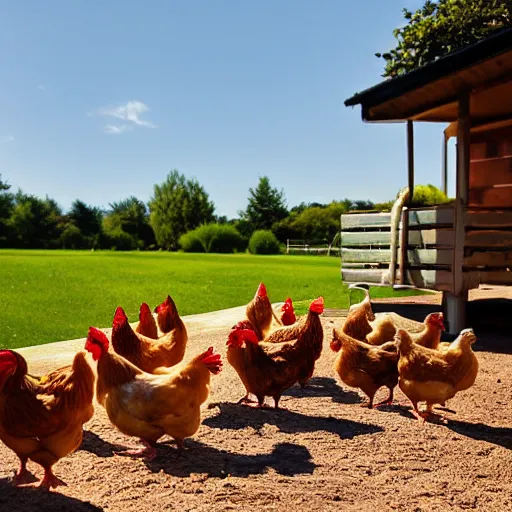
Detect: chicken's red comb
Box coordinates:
(239, 328, 259, 344)
(309, 297, 324, 314)
(199, 346, 223, 375)
(113, 307, 128, 328)
(0, 350, 17, 370)
(256, 283, 267, 298)
(155, 295, 172, 314)
(85, 327, 109, 360)
(282, 297, 294, 312)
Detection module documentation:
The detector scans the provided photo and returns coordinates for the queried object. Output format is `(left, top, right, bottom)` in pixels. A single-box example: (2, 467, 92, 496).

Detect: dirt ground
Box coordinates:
(1, 292, 511, 512)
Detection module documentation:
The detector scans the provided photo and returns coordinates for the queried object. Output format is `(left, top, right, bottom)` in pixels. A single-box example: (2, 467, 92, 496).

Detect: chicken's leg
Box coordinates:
(410, 402, 427, 422)
(424, 403, 448, 424)
(375, 388, 394, 407)
(116, 439, 157, 461)
(11, 458, 37, 486)
(237, 394, 258, 405)
(38, 466, 67, 490)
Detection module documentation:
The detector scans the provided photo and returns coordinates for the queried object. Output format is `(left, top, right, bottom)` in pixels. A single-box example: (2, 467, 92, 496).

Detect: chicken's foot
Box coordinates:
(237, 394, 257, 405)
(116, 439, 157, 461)
(374, 389, 394, 408)
(360, 398, 374, 409)
(11, 459, 37, 486)
(38, 468, 67, 490)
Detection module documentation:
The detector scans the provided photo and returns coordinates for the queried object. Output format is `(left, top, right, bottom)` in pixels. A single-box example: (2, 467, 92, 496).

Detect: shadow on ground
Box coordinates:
(284, 376, 361, 404)
(445, 419, 512, 450)
(372, 299, 512, 353)
(0, 478, 102, 511)
(145, 440, 316, 478)
(80, 430, 122, 458)
(204, 401, 383, 439)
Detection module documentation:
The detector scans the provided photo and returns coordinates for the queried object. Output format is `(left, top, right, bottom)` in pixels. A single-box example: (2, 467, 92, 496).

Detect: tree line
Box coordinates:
(0, 171, 447, 251)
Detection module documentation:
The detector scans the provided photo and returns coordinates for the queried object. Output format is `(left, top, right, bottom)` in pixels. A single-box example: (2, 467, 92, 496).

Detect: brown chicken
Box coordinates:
(0, 349, 94, 489)
(395, 327, 479, 422)
(85, 327, 222, 459)
(331, 328, 398, 408)
(280, 297, 297, 326)
(234, 283, 282, 340)
(154, 295, 188, 341)
(342, 288, 375, 341)
(367, 312, 445, 348)
(135, 302, 158, 339)
(112, 303, 188, 373)
(228, 297, 324, 408)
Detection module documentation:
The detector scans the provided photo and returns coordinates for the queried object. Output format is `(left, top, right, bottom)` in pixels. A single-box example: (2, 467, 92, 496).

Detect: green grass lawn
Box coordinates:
(0, 250, 427, 349)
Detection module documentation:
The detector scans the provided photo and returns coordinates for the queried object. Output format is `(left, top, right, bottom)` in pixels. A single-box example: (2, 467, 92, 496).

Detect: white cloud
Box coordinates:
(37, 84, 45, 91)
(1, 135, 14, 143)
(104, 124, 132, 134)
(96, 100, 156, 130)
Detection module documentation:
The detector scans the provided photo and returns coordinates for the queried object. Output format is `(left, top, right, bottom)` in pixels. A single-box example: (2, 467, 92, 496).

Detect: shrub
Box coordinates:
(410, 184, 450, 207)
(102, 228, 140, 251)
(179, 223, 246, 253)
(248, 230, 281, 255)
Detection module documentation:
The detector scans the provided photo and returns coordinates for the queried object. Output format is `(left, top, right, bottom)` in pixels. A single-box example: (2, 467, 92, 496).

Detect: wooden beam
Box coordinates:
(399, 209, 409, 285)
(407, 120, 414, 204)
(447, 91, 471, 334)
(341, 212, 391, 230)
(442, 133, 448, 195)
(457, 92, 471, 205)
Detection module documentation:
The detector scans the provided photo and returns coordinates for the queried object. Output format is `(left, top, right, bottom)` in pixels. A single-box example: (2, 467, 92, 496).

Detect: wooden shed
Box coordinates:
(344, 28, 512, 334)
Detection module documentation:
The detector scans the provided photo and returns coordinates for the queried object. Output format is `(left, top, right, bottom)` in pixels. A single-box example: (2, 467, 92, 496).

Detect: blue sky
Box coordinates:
(0, 0, 451, 218)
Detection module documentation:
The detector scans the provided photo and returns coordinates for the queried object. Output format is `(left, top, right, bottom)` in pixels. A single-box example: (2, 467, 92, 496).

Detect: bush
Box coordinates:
(248, 230, 281, 255)
(410, 184, 450, 207)
(60, 224, 87, 249)
(102, 228, 141, 251)
(179, 223, 246, 253)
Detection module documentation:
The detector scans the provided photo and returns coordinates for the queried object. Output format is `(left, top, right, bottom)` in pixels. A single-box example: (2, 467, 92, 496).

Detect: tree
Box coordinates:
(240, 176, 288, 234)
(68, 200, 103, 248)
(0, 175, 14, 247)
(104, 196, 155, 248)
(149, 170, 215, 250)
(8, 191, 63, 248)
(376, 1, 512, 77)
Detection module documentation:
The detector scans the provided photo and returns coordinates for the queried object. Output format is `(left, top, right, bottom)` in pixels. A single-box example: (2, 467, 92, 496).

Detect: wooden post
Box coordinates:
(407, 120, 414, 204)
(399, 208, 409, 285)
(444, 91, 471, 335)
(442, 131, 448, 195)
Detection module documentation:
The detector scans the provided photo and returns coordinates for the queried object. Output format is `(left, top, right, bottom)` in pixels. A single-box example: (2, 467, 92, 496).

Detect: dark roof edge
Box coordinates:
(344, 28, 512, 108)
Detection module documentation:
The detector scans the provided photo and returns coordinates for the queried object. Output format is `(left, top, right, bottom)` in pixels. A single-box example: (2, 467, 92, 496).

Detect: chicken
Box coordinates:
(228, 297, 324, 408)
(135, 302, 158, 339)
(279, 298, 296, 326)
(112, 303, 188, 373)
(366, 312, 445, 348)
(341, 288, 375, 341)
(0, 349, 95, 489)
(395, 327, 479, 422)
(154, 295, 188, 342)
(234, 283, 282, 341)
(85, 327, 222, 460)
(331, 328, 398, 408)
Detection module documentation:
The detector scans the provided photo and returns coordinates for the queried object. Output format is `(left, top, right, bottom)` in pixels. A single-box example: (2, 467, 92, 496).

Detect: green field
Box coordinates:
(0, 250, 426, 349)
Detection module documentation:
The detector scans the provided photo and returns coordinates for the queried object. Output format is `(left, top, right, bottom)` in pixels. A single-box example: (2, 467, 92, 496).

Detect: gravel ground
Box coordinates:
(1, 292, 511, 512)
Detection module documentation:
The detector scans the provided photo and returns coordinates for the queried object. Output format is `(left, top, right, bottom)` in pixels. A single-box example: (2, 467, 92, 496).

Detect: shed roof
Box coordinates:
(345, 29, 512, 123)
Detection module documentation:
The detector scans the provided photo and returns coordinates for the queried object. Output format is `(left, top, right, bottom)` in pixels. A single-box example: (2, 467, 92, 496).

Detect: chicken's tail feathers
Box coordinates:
(139, 302, 152, 320)
(198, 347, 223, 375)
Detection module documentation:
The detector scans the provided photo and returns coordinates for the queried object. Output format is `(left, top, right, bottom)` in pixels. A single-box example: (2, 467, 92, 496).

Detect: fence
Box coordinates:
(286, 238, 340, 256)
